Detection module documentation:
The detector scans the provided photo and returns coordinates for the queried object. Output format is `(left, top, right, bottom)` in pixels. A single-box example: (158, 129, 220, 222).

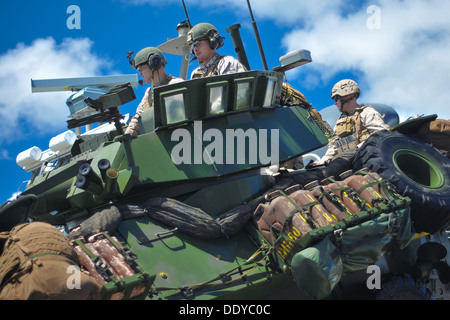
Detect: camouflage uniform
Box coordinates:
(125, 75, 183, 136)
(289, 80, 389, 186)
(187, 23, 247, 79)
(320, 105, 389, 163)
(190, 53, 247, 79)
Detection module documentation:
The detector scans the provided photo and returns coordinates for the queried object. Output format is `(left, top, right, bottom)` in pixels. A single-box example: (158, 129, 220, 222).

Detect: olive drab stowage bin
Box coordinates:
(253, 170, 414, 299)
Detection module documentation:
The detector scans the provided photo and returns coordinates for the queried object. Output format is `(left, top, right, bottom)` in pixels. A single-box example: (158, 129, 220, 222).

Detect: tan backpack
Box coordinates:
(0, 222, 99, 300)
(417, 119, 450, 158)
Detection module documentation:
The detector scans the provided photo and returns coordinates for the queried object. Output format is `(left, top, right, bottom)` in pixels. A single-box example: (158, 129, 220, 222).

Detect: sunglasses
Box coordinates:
(333, 96, 341, 102)
(191, 39, 208, 50)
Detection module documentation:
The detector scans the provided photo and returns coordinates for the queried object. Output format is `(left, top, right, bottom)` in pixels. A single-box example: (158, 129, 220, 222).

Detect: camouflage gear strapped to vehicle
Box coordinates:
(72, 231, 153, 300)
(281, 82, 333, 138)
(254, 170, 413, 299)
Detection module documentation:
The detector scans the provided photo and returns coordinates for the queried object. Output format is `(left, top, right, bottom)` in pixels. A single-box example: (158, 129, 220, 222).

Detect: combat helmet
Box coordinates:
(187, 22, 224, 50)
(132, 47, 167, 70)
(331, 79, 361, 100)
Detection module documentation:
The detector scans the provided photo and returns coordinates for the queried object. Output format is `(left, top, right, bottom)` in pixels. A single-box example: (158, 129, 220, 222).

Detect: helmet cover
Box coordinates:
(331, 79, 360, 99)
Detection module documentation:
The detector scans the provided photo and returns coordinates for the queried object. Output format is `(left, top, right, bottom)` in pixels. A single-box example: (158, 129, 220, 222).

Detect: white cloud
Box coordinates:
(280, 0, 450, 121)
(0, 37, 112, 144)
(122, 0, 344, 24)
(0, 149, 10, 161)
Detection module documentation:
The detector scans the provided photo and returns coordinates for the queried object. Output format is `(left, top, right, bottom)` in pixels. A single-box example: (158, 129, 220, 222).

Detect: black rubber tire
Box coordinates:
(375, 273, 434, 300)
(353, 130, 450, 234)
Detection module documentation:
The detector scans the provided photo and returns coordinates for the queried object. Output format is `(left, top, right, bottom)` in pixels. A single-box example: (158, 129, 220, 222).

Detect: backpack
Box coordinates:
(417, 119, 450, 157)
(0, 222, 99, 300)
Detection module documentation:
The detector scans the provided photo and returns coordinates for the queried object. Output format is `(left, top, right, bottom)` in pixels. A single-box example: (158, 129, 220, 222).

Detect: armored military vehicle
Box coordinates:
(1, 14, 450, 300)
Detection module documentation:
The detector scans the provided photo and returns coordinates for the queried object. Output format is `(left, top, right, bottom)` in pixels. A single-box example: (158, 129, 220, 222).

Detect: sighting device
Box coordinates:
(31, 74, 138, 135)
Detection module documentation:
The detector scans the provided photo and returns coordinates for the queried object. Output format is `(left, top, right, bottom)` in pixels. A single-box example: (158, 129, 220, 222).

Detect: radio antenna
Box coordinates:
(181, 0, 193, 28)
(247, 0, 268, 70)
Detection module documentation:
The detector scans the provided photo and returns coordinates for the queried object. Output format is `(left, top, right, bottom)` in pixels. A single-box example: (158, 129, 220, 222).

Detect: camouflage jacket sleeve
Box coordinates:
(124, 87, 151, 136)
(358, 106, 389, 145)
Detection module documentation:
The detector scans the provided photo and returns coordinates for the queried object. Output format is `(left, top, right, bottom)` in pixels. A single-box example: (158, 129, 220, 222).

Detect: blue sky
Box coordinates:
(1, 0, 450, 203)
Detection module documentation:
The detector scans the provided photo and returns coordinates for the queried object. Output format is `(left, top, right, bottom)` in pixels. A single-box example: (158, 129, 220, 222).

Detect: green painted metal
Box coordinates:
(129, 106, 326, 184)
(114, 217, 294, 300)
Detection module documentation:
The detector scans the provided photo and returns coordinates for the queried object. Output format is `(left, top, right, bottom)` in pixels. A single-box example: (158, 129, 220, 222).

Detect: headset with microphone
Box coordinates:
(127, 49, 165, 86)
(148, 53, 162, 71)
(190, 31, 225, 59)
(139, 54, 162, 86)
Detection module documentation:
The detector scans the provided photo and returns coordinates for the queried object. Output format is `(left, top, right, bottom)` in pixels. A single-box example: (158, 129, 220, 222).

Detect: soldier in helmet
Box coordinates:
(187, 22, 247, 79)
(125, 47, 183, 136)
(311, 79, 389, 167)
(289, 79, 388, 186)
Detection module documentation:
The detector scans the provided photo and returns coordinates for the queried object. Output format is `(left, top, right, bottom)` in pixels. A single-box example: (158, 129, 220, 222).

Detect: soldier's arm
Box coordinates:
(362, 107, 389, 133)
(318, 137, 338, 164)
(218, 56, 247, 75)
(124, 88, 151, 136)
